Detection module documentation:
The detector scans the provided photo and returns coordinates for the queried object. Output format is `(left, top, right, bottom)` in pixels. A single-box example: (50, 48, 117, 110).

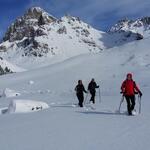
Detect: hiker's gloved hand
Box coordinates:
(139, 91, 142, 97)
(120, 91, 125, 96)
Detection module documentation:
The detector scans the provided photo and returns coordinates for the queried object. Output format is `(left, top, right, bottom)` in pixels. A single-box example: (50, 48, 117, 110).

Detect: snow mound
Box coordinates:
(2, 88, 20, 98)
(29, 80, 34, 85)
(7, 99, 49, 113)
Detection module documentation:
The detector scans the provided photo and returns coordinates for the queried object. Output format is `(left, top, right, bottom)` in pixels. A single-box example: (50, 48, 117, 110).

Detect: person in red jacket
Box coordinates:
(121, 73, 142, 115)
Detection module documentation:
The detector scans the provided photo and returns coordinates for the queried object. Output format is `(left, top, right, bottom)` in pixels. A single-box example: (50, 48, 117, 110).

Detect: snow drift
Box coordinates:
(7, 99, 49, 113)
(1, 88, 21, 98)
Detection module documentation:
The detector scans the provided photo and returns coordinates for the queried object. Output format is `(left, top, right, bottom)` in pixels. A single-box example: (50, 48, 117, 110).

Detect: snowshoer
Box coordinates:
(75, 80, 87, 107)
(88, 78, 99, 104)
(121, 73, 142, 115)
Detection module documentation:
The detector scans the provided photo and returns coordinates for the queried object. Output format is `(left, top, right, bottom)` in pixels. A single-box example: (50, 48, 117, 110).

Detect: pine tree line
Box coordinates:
(0, 65, 13, 75)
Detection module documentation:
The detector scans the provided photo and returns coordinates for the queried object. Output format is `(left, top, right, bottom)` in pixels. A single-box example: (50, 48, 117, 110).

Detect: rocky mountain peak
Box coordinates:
(140, 17, 150, 25)
(0, 7, 149, 70)
(3, 7, 57, 42)
(62, 14, 81, 22)
(109, 18, 133, 32)
(24, 7, 45, 19)
(24, 7, 56, 23)
(109, 16, 150, 33)
(25, 7, 45, 18)
(108, 16, 150, 40)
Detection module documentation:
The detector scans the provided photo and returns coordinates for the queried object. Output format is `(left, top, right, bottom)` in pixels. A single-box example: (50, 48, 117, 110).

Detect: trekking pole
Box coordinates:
(118, 95, 124, 112)
(98, 86, 101, 103)
(84, 92, 89, 105)
(73, 91, 77, 104)
(138, 94, 141, 114)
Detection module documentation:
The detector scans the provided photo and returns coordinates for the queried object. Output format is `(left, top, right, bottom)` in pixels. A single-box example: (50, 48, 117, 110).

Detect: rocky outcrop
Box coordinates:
(109, 17, 150, 39)
(3, 7, 57, 42)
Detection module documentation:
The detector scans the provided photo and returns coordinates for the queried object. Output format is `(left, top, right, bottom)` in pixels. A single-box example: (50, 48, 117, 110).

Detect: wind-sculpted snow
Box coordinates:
(7, 99, 49, 113)
(2, 88, 21, 98)
(0, 99, 49, 114)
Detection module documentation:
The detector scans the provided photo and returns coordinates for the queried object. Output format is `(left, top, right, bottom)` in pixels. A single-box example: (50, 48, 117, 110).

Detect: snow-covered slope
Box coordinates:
(0, 7, 146, 70)
(109, 17, 150, 38)
(0, 36, 149, 150)
(0, 7, 105, 69)
(0, 57, 25, 75)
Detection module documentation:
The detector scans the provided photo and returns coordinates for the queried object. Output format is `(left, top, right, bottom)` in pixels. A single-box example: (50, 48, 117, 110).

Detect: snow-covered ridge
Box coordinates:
(3, 7, 57, 42)
(0, 7, 147, 70)
(0, 7, 106, 69)
(109, 17, 150, 38)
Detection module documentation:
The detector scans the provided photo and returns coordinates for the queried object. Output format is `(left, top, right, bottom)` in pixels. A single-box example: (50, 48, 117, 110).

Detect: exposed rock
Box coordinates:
(136, 33, 144, 40)
(36, 28, 47, 36)
(57, 26, 67, 34)
(0, 45, 7, 52)
(140, 17, 150, 25)
(81, 29, 90, 37)
(109, 17, 150, 35)
(17, 38, 51, 57)
(0, 65, 13, 75)
(3, 7, 57, 42)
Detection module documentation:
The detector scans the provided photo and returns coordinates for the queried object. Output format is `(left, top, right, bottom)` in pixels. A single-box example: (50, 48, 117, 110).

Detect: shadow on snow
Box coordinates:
(77, 110, 127, 116)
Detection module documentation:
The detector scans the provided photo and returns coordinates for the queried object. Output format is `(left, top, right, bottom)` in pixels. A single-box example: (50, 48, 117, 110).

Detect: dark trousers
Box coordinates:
(125, 95, 135, 115)
(90, 91, 96, 104)
(77, 94, 84, 107)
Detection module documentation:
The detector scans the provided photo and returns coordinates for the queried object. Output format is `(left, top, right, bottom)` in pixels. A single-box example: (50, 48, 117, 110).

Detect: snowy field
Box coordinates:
(0, 38, 150, 150)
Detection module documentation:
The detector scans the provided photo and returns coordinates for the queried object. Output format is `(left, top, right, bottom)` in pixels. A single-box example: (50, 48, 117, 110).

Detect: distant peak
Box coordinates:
(25, 6, 48, 18)
(140, 17, 150, 25)
(24, 6, 57, 22)
(3, 6, 57, 42)
(62, 14, 81, 23)
(110, 16, 150, 32)
(29, 6, 43, 11)
(64, 14, 79, 19)
(118, 17, 130, 22)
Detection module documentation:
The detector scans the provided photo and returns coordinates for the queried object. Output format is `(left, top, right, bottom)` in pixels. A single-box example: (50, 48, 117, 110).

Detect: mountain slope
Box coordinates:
(0, 57, 25, 75)
(0, 7, 105, 69)
(0, 7, 146, 70)
(109, 17, 150, 38)
(0, 36, 149, 150)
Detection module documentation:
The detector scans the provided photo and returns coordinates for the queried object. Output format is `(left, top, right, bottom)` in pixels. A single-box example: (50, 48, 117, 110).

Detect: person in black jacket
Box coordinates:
(88, 78, 99, 104)
(75, 80, 87, 107)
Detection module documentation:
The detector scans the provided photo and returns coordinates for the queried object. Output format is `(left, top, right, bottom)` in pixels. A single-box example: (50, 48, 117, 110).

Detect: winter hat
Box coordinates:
(91, 78, 95, 82)
(127, 73, 132, 79)
(78, 80, 82, 84)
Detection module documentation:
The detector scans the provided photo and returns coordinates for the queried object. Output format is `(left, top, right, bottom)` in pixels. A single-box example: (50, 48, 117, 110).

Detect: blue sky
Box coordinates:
(0, 0, 150, 40)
